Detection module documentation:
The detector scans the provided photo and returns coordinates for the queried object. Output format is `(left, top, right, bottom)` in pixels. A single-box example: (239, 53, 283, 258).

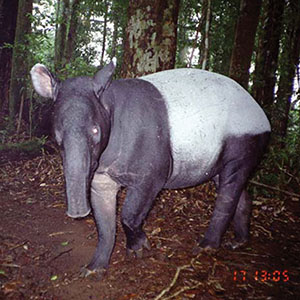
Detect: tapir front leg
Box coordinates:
(81, 173, 120, 278)
(121, 185, 162, 257)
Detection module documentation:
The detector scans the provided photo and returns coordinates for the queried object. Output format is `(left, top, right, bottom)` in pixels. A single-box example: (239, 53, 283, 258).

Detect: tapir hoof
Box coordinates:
(79, 265, 107, 280)
(224, 238, 248, 250)
(193, 238, 219, 255)
(126, 237, 151, 259)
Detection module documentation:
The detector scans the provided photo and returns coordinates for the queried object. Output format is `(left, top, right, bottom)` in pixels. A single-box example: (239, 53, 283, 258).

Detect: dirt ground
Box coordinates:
(0, 149, 299, 300)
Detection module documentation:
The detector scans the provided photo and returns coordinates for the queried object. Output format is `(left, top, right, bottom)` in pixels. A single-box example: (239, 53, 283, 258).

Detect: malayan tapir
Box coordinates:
(30, 58, 271, 278)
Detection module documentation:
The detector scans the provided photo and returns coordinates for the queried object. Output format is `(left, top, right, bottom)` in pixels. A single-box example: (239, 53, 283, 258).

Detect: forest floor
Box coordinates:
(0, 146, 300, 300)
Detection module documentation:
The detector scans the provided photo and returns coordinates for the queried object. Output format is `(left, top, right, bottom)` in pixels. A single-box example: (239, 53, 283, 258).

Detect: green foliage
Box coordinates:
(176, 0, 201, 67)
(209, 0, 240, 74)
(0, 136, 47, 153)
(176, 0, 240, 73)
(1, 42, 14, 50)
(59, 58, 98, 79)
(0, 116, 10, 144)
(26, 0, 128, 79)
(287, 108, 300, 149)
(72, 0, 127, 72)
(29, 1, 56, 68)
(252, 127, 300, 197)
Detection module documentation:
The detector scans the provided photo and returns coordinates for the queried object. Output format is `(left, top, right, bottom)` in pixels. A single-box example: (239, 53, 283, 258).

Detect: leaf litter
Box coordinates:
(0, 150, 299, 299)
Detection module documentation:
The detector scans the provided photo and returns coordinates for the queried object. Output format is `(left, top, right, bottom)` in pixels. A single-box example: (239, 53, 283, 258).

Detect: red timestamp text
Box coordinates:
(233, 270, 289, 282)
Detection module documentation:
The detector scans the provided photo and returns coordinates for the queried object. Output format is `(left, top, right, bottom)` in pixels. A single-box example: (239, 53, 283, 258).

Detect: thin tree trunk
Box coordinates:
(252, 0, 285, 108)
(201, 0, 211, 70)
(8, 0, 32, 128)
(107, 0, 128, 68)
(188, 8, 205, 68)
(207, 1, 240, 76)
(110, 7, 118, 60)
(198, 0, 209, 69)
(100, 0, 109, 67)
(54, 0, 61, 58)
(273, 0, 300, 142)
(55, 0, 70, 71)
(229, 0, 262, 89)
(0, 0, 18, 112)
(65, 0, 80, 64)
(188, 24, 201, 68)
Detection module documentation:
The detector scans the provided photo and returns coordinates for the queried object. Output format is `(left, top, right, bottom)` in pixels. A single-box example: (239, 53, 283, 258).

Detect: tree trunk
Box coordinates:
(187, 8, 204, 68)
(176, 0, 191, 68)
(252, 0, 285, 109)
(108, 0, 128, 77)
(0, 0, 18, 113)
(54, 0, 61, 64)
(64, 0, 80, 64)
(198, 0, 212, 70)
(100, 0, 109, 67)
(110, 6, 119, 60)
(55, 0, 70, 71)
(209, 0, 240, 76)
(121, 0, 180, 78)
(273, 0, 300, 141)
(229, 0, 262, 89)
(8, 0, 32, 127)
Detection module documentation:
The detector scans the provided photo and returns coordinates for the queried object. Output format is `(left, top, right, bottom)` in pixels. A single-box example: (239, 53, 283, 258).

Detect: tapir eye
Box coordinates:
(91, 125, 101, 143)
(92, 127, 99, 135)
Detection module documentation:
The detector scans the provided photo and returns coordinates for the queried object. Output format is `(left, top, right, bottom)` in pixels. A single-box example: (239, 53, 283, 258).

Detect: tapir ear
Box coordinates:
(93, 57, 117, 99)
(30, 64, 59, 99)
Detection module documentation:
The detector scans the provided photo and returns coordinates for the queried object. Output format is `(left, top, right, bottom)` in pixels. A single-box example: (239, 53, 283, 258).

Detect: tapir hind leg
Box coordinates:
(81, 173, 120, 278)
(199, 159, 252, 250)
(231, 189, 251, 248)
(199, 133, 269, 250)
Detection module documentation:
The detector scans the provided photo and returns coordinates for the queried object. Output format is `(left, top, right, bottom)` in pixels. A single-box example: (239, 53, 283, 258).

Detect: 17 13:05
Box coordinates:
(233, 270, 289, 282)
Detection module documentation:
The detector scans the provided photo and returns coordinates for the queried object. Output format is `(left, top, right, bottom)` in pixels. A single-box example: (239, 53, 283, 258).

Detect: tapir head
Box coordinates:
(30, 59, 116, 218)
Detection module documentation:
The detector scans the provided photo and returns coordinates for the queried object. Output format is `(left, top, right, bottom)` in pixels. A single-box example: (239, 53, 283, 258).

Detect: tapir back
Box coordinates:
(141, 69, 271, 188)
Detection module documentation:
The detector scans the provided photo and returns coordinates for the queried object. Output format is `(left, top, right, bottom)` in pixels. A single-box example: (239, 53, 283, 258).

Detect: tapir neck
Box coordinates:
(99, 86, 115, 117)
(97, 100, 111, 153)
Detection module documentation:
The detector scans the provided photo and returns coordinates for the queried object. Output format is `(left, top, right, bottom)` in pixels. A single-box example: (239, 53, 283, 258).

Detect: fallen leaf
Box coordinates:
(86, 219, 95, 225)
(2, 281, 22, 294)
(51, 275, 58, 281)
(151, 227, 161, 235)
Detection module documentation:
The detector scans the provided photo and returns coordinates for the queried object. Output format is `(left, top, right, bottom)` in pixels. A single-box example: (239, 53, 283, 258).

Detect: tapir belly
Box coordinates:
(141, 69, 271, 189)
(164, 104, 225, 188)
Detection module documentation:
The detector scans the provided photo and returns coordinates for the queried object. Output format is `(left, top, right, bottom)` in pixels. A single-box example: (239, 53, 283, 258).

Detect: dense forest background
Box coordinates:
(0, 0, 299, 195)
(0, 1, 300, 298)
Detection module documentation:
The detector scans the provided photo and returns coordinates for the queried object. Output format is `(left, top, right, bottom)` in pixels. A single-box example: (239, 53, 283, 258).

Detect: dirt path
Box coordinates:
(0, 153, 299, 299)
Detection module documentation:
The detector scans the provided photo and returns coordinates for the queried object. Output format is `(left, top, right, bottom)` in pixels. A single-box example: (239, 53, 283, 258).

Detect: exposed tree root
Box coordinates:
(154, 254, 204, 300)
(250, 180, 300, 198)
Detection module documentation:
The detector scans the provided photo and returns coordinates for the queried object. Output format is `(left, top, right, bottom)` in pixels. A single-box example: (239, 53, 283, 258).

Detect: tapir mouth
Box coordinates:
(65, 177, 92, 219)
